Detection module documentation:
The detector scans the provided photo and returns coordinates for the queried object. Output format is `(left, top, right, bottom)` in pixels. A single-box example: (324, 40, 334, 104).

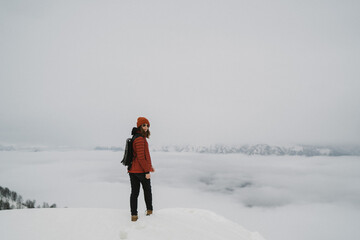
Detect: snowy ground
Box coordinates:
(1, 150, 360, 240)
(0, 208, 265, 240)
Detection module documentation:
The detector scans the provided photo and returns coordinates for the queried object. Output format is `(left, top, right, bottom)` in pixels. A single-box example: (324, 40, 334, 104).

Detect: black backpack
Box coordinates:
(121, 133, 141, 170)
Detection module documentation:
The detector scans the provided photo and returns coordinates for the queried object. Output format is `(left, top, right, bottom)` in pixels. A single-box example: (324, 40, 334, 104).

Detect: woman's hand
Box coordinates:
(145, 173, 151, 179)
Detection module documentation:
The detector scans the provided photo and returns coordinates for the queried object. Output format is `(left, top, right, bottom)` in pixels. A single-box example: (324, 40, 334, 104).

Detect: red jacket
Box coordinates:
(128, 136, 154, 173)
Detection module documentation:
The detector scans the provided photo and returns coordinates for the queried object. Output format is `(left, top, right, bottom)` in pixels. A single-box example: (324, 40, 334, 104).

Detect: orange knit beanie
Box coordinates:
(137, 117, 150, 128)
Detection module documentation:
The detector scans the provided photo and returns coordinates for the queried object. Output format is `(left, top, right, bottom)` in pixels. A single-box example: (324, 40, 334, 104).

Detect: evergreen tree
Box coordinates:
(16, 195, 23, 209)
(25, 200, 36, 208)
(11, 191, 17, 202)
(42, 202, 49, 208)
(3, 188, 10, 198)
(3, 201, 10, 210)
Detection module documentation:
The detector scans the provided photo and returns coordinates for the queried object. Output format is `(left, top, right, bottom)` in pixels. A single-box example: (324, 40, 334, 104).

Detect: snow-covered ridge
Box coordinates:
(150, 144, 360, 156)
(2, 143, 359, 156)
(0, 208, 266, 240)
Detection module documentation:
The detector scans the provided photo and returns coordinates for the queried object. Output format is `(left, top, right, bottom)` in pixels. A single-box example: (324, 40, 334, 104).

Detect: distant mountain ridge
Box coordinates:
(94, 143, 360, 156)
(149, 144, 360, 156)
(1, 144, 359, 156)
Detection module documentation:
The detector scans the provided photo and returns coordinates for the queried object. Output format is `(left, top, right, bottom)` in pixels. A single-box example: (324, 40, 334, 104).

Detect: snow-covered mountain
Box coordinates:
(2, 143, 359, 156)
(150, 144, 360, 156)
(0, 145, 16, 151)
(0, 208, 266, 240)
(93, 143, 360, 156)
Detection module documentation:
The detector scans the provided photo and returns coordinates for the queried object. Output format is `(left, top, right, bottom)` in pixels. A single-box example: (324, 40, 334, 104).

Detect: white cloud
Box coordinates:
(2, 151, 360, 240)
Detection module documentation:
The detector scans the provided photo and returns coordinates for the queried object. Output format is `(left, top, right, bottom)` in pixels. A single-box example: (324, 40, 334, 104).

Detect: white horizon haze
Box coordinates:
(1, 0, 360, 147)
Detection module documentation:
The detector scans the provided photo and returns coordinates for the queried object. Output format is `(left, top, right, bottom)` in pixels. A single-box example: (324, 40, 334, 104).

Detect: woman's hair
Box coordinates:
(139, 126, 151, 138)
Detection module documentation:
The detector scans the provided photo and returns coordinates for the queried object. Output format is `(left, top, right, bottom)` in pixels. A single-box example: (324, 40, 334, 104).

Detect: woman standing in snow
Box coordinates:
(128, 117, 155, 222)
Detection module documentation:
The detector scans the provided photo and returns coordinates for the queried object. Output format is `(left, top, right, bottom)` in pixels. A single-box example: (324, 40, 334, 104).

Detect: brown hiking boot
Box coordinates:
(146, 210, 153, 216)
(131, 215, 138, 222)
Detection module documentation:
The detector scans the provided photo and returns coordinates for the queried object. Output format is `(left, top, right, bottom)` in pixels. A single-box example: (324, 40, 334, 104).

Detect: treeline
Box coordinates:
(0, 186, 56, 210)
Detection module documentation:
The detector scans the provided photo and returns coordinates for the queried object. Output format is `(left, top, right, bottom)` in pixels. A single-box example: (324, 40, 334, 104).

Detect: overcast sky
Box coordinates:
(1, 0, 359, 147)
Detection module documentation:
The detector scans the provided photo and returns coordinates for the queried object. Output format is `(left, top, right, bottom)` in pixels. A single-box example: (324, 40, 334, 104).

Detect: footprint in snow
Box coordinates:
(119, 231, 128, 239)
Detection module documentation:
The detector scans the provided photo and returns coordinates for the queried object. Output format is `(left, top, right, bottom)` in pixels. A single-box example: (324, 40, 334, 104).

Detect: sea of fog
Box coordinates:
(1, 150, 359, 240)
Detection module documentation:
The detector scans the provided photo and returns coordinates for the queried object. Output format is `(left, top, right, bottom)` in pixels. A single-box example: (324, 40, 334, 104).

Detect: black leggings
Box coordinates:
(129, 173, 153, 216)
